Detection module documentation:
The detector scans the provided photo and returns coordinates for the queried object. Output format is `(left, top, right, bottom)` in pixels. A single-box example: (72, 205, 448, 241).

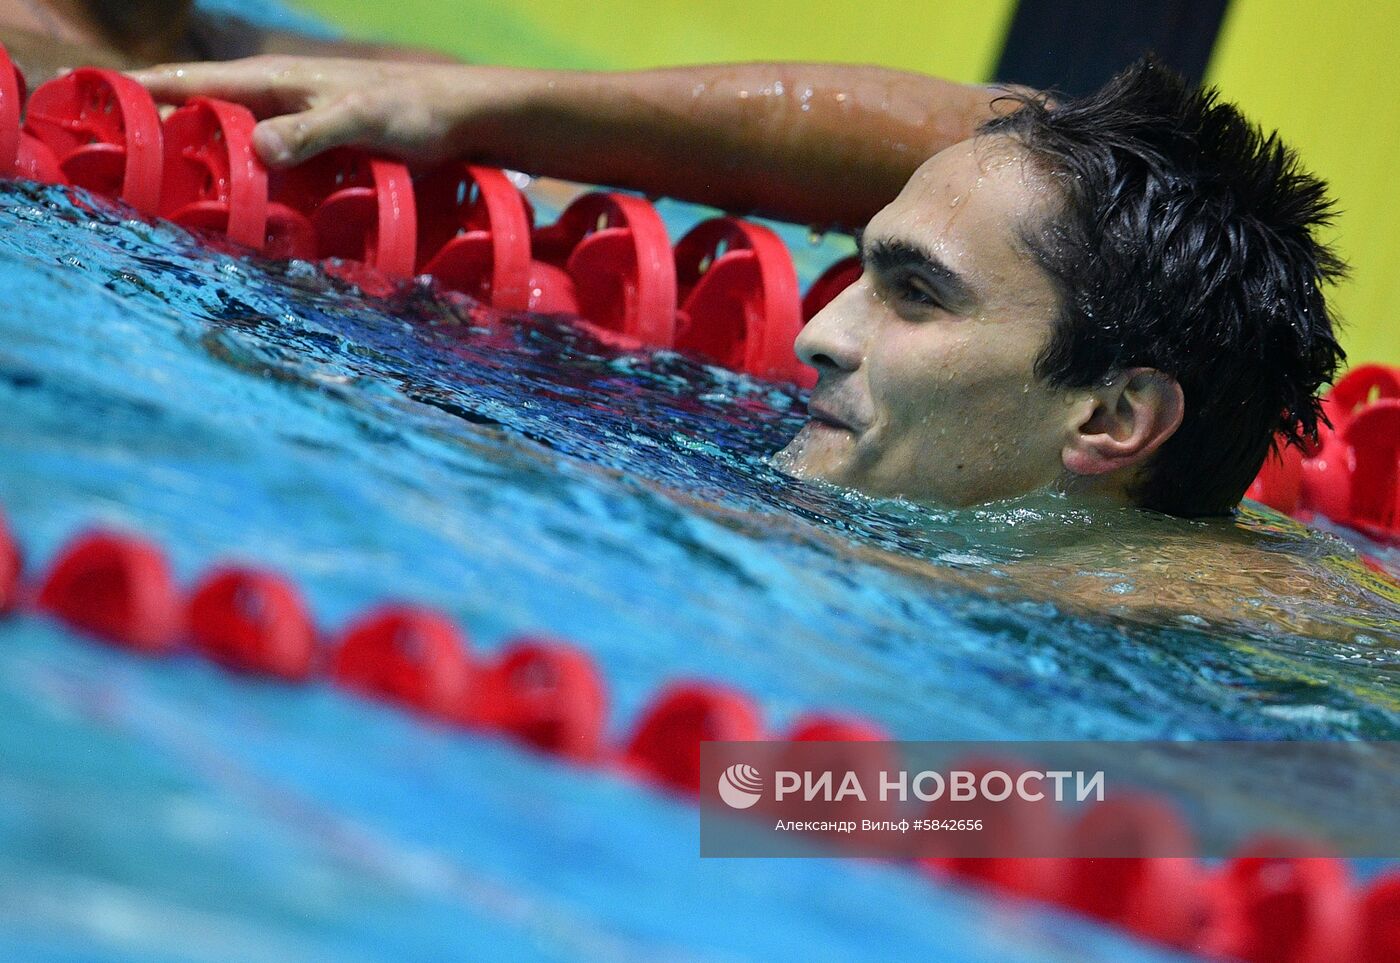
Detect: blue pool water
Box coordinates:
(1, 171, 1398, 958)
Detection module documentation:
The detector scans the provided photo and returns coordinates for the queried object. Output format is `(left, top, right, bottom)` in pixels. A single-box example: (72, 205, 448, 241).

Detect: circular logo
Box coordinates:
(717, 763, 764, 809)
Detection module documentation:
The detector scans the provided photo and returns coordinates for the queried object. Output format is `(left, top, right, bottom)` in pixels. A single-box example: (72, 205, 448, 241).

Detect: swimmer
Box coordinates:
(0, 1, 452, 84)
(125, 55, 1398, 633)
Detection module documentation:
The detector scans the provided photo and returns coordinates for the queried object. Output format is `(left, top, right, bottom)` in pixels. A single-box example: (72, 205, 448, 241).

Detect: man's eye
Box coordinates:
(894, 274, 942, 307)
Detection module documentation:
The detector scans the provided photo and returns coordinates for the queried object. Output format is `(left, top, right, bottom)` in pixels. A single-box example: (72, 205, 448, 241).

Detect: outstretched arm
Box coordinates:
(130, 57, 1020, 230)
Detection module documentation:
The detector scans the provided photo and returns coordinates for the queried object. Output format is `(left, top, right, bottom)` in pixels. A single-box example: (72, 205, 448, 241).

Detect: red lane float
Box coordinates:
(1343, 400, 1400, 541)
(158, 98, 269, 251)
(531, 191, 677, 346)
(622, 681, 764, 793)
(1359, 872, 1400, 963)
(1203, 843, 1360, 963)
(801, 254, 861, 321)
(1249, 363, 1400, 543)
(1245, 443, 1305, 517)
(36, 530, 182, 653)
(0, 51, 61, 182)
(272, 147, 417, 278)
(0, 509, 19, 613)
(15, 135, 64, 183)
(416, 164, 537, 311)
(1059, 795, 1203, 948)
(0, 50, 20, 176)
(463, 636, 609, 761)
(1319, 363, 1400, 437)
(330, 605, 474, 716)
(674, 217, 809, 385)
(1299, 364, 1400, 524)
(186, 567, 316, 681)
(24, 68, 163, 214)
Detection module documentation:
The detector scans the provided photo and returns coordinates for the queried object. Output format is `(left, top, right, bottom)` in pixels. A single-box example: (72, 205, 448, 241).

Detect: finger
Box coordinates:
(254, 98, 371, 167)
(126, 60, 307, 116)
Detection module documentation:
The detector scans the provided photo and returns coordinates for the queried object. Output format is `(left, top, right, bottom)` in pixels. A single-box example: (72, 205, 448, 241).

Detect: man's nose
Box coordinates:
(794, 283, 865, 374)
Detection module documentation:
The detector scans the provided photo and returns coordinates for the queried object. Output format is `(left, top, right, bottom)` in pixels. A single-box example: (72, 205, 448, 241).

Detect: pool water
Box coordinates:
(0, 159, 1397, 962)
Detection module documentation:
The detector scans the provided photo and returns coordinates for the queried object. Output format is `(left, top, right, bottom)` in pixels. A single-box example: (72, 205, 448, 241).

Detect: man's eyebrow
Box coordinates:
(858, 234, 976, 308)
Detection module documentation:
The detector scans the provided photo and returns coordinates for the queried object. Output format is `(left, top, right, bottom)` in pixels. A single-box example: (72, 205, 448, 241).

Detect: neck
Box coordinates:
(1052, 467, 1141, 511)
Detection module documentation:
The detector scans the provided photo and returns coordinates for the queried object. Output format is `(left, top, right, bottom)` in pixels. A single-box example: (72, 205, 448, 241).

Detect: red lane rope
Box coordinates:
(1, 506, 1398, 962)
(1247, 364, 1400, 542)
(3, 45, 820, 387)
(800, 254, 861, 320)
(159, 97, 268, 250)
(23, 67, 163, 214)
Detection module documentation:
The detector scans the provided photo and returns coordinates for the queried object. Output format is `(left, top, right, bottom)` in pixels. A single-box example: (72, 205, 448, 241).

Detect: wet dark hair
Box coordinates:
(981, 56, 1345, 517)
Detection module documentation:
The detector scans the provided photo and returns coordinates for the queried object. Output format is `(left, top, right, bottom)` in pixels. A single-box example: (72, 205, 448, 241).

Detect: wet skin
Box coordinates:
(776, 135, 1085, 506)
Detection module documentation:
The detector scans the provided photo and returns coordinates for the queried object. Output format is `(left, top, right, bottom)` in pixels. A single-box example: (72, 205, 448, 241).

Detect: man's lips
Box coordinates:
(806, 399, 862, 432)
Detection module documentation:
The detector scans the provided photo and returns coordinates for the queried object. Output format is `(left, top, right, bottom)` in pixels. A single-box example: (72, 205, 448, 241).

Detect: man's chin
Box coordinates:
(771, 421, 855, 482)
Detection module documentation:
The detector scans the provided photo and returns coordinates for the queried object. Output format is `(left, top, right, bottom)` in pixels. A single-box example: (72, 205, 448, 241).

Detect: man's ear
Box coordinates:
(1062, 367, 1184, 477)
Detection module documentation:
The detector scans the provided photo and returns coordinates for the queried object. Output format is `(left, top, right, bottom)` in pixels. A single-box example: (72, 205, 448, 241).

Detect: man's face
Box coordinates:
(775, 135, 1080, 506)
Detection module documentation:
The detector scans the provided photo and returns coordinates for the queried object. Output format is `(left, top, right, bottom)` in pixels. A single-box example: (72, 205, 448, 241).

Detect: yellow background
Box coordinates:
(291, 0, 1396, 367)
(1206, 0, 1398, 368)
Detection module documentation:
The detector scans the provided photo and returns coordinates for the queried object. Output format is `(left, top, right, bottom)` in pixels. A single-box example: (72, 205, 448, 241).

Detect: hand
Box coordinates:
(128, 55, 514, 167)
